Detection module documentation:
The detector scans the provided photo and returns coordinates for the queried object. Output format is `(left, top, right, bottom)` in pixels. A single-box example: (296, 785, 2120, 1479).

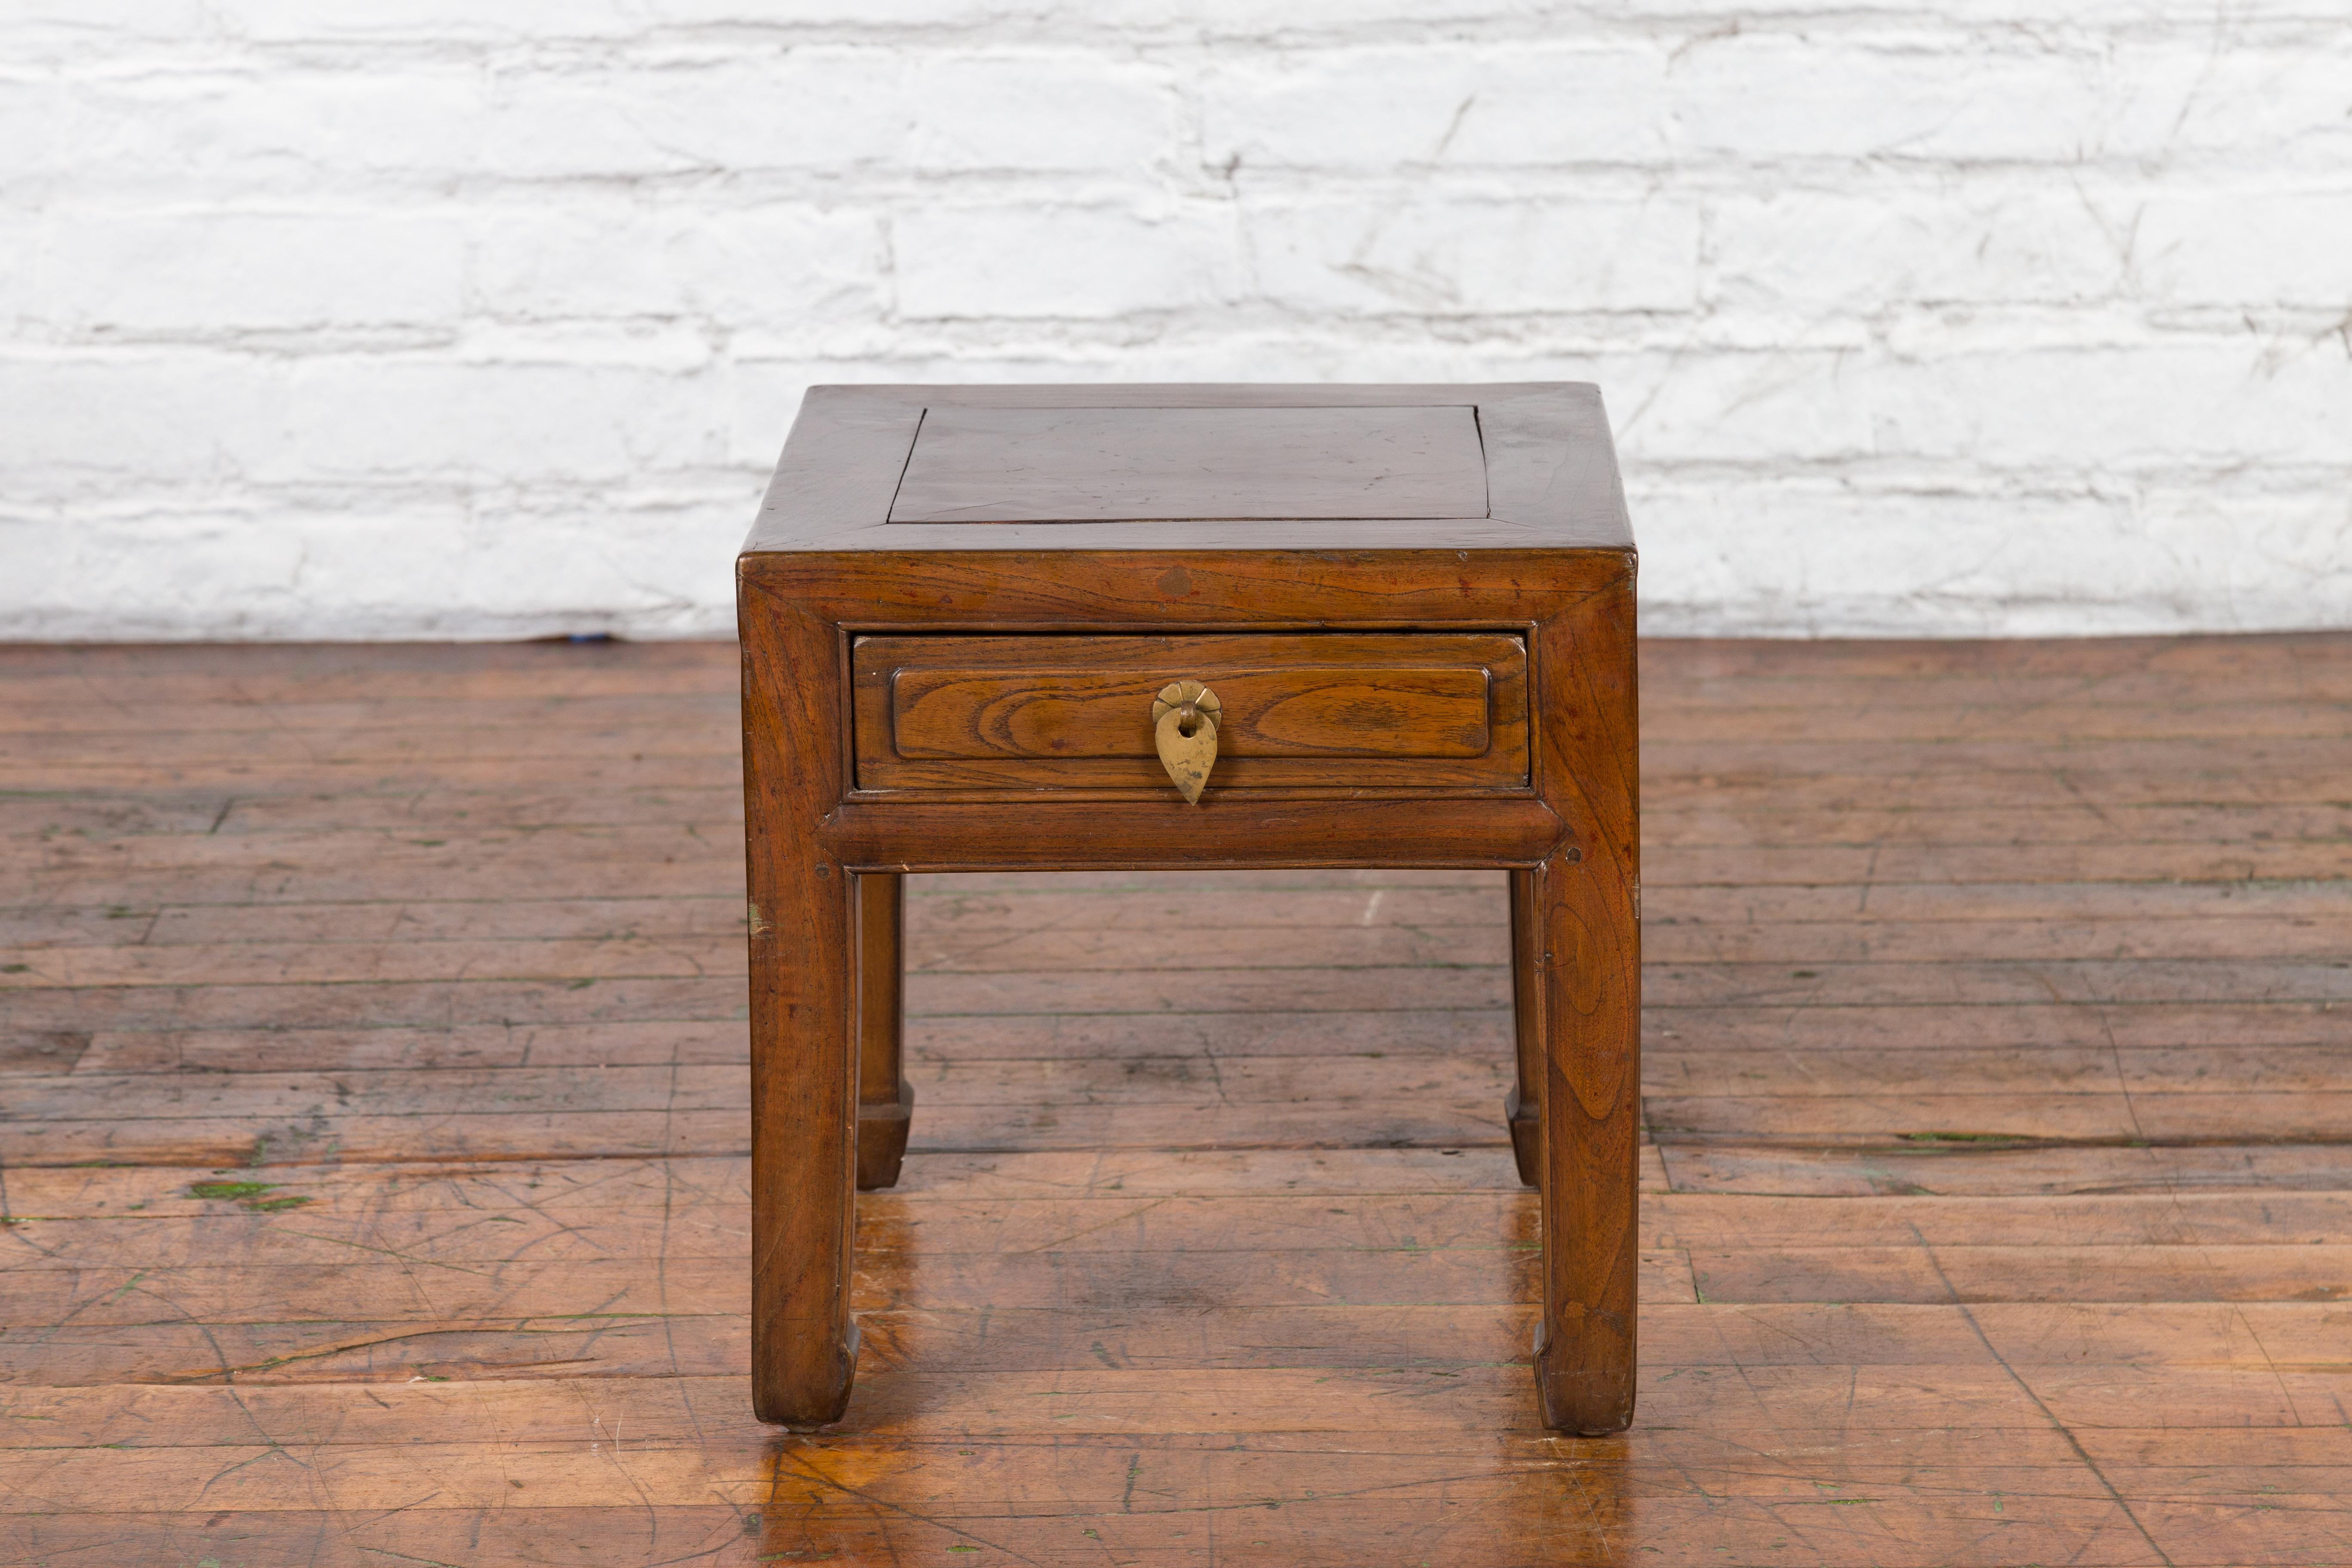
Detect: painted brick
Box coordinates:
(2135, 191, 2352, 306)
(1201, 44, 1672, 169)
(54, 69, 493, 195)
(1705, 190, 2125, 311)
(470, 203, 882, 328)
(0, 216, 41, 328)
(1868, 343, 2352, 470)
(0, 1, 211, 54)
(43, 210, 468, 332)
(0, 508, 307, 640)
(264, 359, 722, 484)
(1636, 484, 2352, 638)
(1669, 40, 2117, 163)
(482, 52, 911, 179)
(2102, 44, 2352, 163)
(3, 354, 287, 486)
(0, 77, 62, 201)
(3, 6, 2348, 641)
(895, 204, 1237, 319)
(220, 0, 646, 43)
(911, 55, 1178, 173)
(1675, 38, 2350, 164)
(1605, 336, 2352, 472)
(1247, 197, 1700, 315)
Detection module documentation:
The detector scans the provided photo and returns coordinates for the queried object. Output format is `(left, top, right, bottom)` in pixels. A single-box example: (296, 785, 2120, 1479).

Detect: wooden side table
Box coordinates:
(738, 383, 1639, 1435)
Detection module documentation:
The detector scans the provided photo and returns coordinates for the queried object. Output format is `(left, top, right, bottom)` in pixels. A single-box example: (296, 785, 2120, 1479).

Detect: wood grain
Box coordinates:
(886, 403, 1491, 522)
(750, 384, 1639, 1433)
(854, 630, 1528, 793)
(854, 872, 913, 1192)
(3, 630, 2346, 1565)
(748, 382, 1632, 553)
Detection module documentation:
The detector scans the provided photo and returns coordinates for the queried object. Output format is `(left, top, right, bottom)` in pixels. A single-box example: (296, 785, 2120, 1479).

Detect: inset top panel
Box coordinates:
(887, 404, 1490, 524)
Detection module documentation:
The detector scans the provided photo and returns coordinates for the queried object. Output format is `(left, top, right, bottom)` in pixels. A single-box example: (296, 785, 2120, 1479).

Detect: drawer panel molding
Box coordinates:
(853, 632, 1530, 794)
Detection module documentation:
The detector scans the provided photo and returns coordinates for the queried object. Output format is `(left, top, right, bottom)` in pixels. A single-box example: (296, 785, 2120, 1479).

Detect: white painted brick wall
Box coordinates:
(4, 1, 2349, 640)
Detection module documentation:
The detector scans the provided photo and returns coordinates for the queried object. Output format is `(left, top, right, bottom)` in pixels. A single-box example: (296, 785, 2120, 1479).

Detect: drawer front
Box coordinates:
(852, 632, 1529, 793)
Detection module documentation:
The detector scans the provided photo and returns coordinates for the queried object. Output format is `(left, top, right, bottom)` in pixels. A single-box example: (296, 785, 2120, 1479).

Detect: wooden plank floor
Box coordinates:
(3, 634, 2349, 1568)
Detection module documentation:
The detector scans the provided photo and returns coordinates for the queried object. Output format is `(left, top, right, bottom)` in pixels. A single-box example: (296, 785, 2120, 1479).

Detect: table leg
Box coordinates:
(856, 873, 914, 1191)
(1531, 844, 1640, 1434)
(1505, 869, 1543, 1188)
(747, 854, 859, 1429)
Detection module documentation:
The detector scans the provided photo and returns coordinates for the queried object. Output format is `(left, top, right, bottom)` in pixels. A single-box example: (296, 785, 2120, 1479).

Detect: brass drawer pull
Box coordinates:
(1152, 680, 1220, 802)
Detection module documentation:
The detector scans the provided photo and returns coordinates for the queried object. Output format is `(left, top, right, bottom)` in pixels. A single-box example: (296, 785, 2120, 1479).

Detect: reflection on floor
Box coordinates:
(3, 634, 2347, 1565)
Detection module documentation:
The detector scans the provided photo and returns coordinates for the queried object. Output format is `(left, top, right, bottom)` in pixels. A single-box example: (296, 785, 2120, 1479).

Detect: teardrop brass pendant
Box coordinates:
(1151, 681, 1221, 803)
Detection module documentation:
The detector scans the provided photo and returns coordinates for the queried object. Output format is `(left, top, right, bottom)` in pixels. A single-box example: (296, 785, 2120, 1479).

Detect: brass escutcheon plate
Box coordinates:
(1151, 680, 1221, 803)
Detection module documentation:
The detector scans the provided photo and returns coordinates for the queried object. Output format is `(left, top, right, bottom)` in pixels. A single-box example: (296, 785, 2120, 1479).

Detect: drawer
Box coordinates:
(851, 632, 1529, 794)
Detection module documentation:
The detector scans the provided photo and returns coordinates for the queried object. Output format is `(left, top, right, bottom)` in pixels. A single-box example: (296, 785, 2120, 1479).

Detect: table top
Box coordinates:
(744, 383, 1631, 554)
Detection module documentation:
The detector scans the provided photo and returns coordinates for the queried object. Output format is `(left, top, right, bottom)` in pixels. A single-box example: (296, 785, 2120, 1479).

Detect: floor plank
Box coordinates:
(3, 633, 2348, 1567)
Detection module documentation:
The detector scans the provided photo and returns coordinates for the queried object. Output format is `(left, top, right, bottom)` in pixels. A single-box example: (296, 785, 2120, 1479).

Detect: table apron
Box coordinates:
(811, 796, 1571, 872)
